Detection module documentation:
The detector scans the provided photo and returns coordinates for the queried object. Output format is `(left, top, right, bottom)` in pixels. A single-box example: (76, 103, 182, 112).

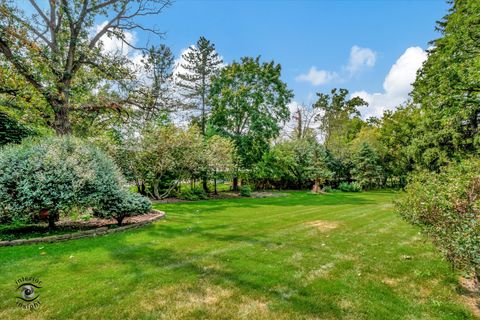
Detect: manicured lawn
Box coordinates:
(0, 191, 475, 319)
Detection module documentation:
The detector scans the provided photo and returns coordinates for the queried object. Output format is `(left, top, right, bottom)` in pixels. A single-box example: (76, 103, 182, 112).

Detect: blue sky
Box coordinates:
(136, 0, 449, 117)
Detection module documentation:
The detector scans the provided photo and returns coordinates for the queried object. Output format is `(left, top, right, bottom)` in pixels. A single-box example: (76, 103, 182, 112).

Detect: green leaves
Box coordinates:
(396, 159, 480, 279)
(209, 56, 293, 168)
(0, 136, 150, 226)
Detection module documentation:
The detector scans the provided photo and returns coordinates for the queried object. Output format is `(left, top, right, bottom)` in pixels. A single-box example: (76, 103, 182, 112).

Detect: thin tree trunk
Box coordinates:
(202, 176, 209, 193)
(152, 178, 161, 200)
(233, 176, 239, 192)
(48, 212, 57, 231)
(117, 216, 125, 226)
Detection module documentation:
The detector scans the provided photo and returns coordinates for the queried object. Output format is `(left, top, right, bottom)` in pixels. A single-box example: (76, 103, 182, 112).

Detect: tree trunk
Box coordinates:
(53, 103, 72, 135)
(48, 212, 57, 231)
(214, 177, 218, 195)
(202, 176, 209, 193)
(117, 216, 125, 226)
(233, 176, 239, 192)
(152, 178, 161, 200)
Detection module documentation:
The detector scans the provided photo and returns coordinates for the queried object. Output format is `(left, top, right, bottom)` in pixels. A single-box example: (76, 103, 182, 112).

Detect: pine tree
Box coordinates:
(137, 45, 175, 121)
(176, 36, 223, 135)
(351, 143, 383, 190)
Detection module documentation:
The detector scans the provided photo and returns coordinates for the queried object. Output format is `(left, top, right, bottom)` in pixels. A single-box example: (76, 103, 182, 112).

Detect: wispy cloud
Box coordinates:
(295, 45, 377, 86)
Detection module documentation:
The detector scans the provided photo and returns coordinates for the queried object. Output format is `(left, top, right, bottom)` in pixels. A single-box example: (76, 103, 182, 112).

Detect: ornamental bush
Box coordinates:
(395, 159, 480, 286)
(240, 185, 252, 197)
(338, 182, 362, 192)
(94, 190, 151, 226)
(0, 136, 150, 228)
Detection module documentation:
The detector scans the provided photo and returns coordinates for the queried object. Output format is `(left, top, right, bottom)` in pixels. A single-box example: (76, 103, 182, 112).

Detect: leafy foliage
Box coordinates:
(0, 136, 149, 227)
(210, 56, 293, 169)
(239, 186, 252, 197)
(0, 111, 35, 146)
(396, 159, 480, 283)
(338, 182, 362, 192)
(351, 143, 383, 190)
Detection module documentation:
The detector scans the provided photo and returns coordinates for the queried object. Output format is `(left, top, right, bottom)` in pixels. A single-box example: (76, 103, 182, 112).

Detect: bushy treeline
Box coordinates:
(394, 0, 480, 287)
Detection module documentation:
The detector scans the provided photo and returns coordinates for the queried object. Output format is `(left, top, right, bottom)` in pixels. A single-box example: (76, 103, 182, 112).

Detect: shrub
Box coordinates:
(395, 159, 480, 286)
(240, 185, 252, 197)
(0, 136, 148, 228)
(338, 182, 362, 192)
(322, 185, 333, 193)
(179, 188, 208, 201)
(94, 190, 151, 226)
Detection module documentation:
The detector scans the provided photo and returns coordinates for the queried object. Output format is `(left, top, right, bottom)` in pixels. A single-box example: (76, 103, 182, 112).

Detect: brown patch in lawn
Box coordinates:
(306, 220, 340, 231)
(382, 277, 399, 286)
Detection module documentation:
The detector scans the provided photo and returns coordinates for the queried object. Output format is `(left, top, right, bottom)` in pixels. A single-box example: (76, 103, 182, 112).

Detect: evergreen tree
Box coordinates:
(176, 36, 223, 135)
(135, 45, 176, 122)
(411, 0, 480, 170)
(351, 143, 383, 190)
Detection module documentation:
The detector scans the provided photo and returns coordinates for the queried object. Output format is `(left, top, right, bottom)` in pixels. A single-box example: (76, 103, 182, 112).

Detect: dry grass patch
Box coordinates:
(306, 220, 340, 231)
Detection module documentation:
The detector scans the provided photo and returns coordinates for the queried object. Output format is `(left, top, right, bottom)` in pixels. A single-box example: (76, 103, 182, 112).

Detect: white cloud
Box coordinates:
(351, 46, 427, 119)
(295, 67, 338, 86)
(296, 45, 375, 86)
(346, 45, 377, 76)
(95, 21, 136, 56)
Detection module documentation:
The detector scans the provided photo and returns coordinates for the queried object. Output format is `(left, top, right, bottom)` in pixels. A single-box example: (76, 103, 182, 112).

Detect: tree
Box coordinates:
(411, 0, 480, 170)
(350, 143, 383, 190)
(176, 36, 223, 135)
(133, 44, 176, 122)
(289, 103, 321, 140)
(0, 0, 172, 135)
(205, 135, 235, 194)
(209, 56, 293, 189)
(313, 88, 368, 158)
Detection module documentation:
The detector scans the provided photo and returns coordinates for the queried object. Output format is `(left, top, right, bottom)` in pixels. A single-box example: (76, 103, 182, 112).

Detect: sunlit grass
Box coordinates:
(0, 191, 475, 319)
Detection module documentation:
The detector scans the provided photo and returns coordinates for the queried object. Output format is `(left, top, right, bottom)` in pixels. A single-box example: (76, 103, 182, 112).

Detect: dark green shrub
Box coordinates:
(323, 185, 333, 193)
(240, 185, 252, 197)
(179, 188, 208, 201)
(94, 190, 151, 225)
(0, 136, 149, 228)
(396, 159, 480, 285)
(338, 182, 362, 192)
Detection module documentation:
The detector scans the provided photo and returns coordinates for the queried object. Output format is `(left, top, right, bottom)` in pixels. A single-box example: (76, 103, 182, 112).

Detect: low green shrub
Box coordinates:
(322, 185, 333, 193)
(95, 190, 151, 225)
(338, 182, 362, 192)
(396, 159, 480, 285)
(240, 185, 252, 197)
(179, 188, 208, 201)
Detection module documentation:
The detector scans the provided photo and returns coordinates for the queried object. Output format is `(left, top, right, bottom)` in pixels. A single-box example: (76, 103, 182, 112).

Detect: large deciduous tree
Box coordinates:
(0, 0, 171, 135)
(209, 56, 293, 190)
(313, 88, 368, 158)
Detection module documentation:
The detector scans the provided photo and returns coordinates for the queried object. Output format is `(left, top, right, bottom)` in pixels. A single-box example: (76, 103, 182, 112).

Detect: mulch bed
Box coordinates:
(0, 210, 165, 246)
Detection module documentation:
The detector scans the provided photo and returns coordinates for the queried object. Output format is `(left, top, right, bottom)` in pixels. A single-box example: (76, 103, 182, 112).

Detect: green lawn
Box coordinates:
(0, 191, 475, 319)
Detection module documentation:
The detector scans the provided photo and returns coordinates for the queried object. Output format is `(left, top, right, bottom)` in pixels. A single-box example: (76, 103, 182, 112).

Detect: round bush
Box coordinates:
(0, 136, 150, 228)
(240, 185, 252, 197)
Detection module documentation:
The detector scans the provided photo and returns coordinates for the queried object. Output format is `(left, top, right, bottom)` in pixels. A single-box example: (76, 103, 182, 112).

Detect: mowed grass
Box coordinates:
(0, 191, 475, 319)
